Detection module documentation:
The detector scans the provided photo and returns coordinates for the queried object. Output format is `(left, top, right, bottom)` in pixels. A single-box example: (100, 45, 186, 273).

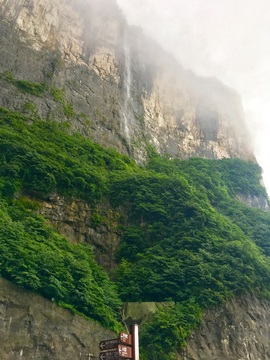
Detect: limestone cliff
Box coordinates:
(0, 277, 116, 360)
(1, 2, 268, 360)
(0, 0, 256, 163)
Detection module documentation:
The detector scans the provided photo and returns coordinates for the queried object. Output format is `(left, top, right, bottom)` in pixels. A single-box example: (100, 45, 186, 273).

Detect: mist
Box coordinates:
(116, 0, 270, 192)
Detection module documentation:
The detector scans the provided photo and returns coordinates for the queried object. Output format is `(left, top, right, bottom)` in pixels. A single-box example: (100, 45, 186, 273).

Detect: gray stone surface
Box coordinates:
(0, 0, 256, 164)
(38, 194, 126, 271)
(178, 293, 270, 360)
(236, 193, 269, 211)
(0, 277, 116, 360)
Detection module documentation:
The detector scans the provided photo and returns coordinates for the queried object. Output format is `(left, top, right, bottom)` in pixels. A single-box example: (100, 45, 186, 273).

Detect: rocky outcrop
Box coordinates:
(178, 293, 270, 360)
(0, 277, 116, 360)
(0, 0, 256, 163)
(236, 193, 269, 212)
(38, 194, 125, 271)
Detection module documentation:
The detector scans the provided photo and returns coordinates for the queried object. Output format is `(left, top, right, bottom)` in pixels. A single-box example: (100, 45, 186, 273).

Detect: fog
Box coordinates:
(116, 0, 270, 193)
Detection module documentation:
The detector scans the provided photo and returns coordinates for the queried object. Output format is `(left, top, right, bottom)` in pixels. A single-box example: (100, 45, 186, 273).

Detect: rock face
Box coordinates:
(0, 277, 116, 360)
(37, 194, 125, 271)
(236, 193, 269, 212)
(0, 0, 256, 163)
(178, 293, 270, 360)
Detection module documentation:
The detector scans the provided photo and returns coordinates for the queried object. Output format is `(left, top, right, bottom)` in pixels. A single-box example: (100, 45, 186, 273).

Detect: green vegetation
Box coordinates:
(0, 71, 75, 118)
(217, 199, 270, 256)
(0, 197, 122, 332)
(1, 106, 270, 359)
(112, 157, 270, 358)
(140, 302, 202, 359)
(23, 102, 41, 120)
(0, 71, 46, 97)
(0, 107, 137, 202)
(81, 112, 91, 125)
(50, 87, 75, 117)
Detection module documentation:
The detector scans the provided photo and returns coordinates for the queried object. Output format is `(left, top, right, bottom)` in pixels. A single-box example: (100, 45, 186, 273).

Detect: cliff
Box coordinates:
(1, 1, 270, 359)
(236, 193, 269, 211)
(0, 0, 256, 163)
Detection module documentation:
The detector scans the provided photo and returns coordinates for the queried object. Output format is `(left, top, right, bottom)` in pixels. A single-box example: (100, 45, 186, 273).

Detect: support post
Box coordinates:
(131, 324, 139, 360)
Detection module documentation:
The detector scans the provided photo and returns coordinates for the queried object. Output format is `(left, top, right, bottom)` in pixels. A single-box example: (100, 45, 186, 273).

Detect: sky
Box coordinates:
(116, 0, 270, 193)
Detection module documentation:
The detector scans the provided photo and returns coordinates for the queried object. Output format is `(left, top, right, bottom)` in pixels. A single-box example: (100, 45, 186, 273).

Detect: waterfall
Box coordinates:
(123, 32, 131, 140)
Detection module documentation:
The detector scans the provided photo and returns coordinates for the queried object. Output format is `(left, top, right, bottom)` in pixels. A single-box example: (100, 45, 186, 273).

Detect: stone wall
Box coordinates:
(178, 293, 270, 360)
(0, 277, 116, 360)
(2, 276, 270, 359)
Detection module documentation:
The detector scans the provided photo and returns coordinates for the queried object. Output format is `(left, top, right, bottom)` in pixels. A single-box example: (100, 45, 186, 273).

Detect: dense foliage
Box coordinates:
(0, 107, 137, 202)
(0, 197, 122, 331)
(1, 104, 270, 359)
(140, 302, 202, 360)
(111, 158, 270, 358)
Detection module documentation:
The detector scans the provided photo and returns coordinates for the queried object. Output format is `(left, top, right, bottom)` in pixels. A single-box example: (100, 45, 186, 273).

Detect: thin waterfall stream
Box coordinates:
(123, 33, 131, 141)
